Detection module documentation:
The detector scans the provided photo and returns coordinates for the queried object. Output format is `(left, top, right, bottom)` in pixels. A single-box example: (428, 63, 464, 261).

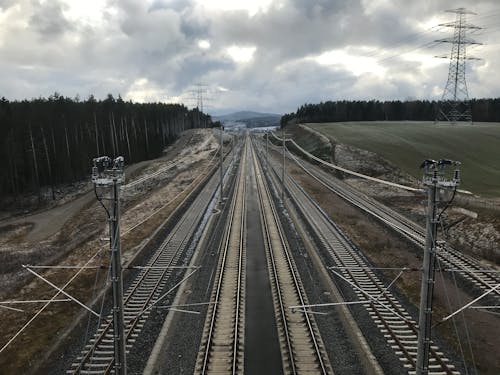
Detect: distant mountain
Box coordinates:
(214, 111, 281, 122)
(214, 111, 281, 128)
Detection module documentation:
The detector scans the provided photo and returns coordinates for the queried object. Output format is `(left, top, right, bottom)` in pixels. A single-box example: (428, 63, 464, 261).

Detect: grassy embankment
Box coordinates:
(308, 121, 500, 197)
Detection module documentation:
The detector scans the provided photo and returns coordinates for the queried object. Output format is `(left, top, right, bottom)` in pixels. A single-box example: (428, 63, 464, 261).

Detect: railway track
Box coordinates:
(258, 139, 459, 374)
(68, 155, 229, 374)
(195, 138, 332, 374)
(251, 141, 333, 375)
(123, 159, 179, 190)
(195, 139, 247, 375)
(269, 134, 500, 300)
(124, 131, 199, 190)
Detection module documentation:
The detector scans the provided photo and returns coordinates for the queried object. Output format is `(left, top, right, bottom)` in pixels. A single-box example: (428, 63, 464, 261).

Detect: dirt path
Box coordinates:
(0, 161, 153, 243)
(3, 191, 95, 242)
(0, 129, 205, 243)
(0, 129, 221, 374)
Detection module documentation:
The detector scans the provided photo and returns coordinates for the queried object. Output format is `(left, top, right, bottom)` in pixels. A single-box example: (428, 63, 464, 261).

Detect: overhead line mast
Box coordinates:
(92, 156, 127, 375)
(435, 8, 482, 124)
(416, 159, 460, 375)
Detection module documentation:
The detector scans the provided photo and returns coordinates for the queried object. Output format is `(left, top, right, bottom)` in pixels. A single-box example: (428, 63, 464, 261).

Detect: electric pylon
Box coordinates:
(195, 83, 207, 114)
(188, 83, 213, 128)
(435, 8, 481, 124)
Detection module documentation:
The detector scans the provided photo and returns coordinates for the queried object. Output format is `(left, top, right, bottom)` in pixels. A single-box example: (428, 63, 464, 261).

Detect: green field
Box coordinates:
(309, 121, 500, 197)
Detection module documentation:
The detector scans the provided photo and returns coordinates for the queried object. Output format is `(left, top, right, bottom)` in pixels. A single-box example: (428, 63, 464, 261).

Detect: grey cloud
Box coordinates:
(290, 0, 353, 19)
(180, 12, 211, 40)
(206, 56, 359, 113)
(149, 0, 194, 13)
(0, 0, 15, 10)
(103, 1, 191, 79)
(0, 0, 498, 113)
(29, 0, 73, 38)
(205, 0, 369, 63)
(174, 55, 234, 90)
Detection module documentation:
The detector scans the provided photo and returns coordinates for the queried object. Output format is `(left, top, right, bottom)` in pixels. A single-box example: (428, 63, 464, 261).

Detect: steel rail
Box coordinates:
(264, 136, 500, 301)
(251, 138, 332, 375)
(258, 137, 458, 374)
(287, 175, 456, 374)
(196, 138, 247, 375)
(123, 132, 199, 189)
(71, 175, 212, 374)
(285, 145, 500, 300)
(69, 152, 232, 374)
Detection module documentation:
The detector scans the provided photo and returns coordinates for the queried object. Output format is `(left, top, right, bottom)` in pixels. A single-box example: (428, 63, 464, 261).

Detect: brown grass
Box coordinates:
(0, 160, 213, 374)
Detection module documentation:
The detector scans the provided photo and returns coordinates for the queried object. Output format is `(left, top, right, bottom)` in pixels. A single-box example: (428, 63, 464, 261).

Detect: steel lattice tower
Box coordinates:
(190, 83, 212, 128)
(196, 83, 207, 113)
(435, 8, 481, 124)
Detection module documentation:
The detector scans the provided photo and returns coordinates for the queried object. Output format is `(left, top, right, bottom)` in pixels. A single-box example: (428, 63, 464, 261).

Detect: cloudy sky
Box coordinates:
(0, 0, 499, 114)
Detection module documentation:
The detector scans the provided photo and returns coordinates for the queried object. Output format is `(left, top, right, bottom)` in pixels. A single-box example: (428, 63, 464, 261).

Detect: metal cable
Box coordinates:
(83, 246, 106, 348)
(451, 266, 478, 374)
(270, 131, 423, 192)
(436, 254, 470, 375)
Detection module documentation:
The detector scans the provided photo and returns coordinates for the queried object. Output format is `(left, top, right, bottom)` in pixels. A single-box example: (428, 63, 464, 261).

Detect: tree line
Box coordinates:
(0, 94, 212, 200)
(280, 98, 500, 126)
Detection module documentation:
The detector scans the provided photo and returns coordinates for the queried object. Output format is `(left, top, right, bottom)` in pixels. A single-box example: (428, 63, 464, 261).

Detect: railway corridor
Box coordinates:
(244, 139, 282, 373)
(195, 137, 333, 374)
(257, 136, 462, 375)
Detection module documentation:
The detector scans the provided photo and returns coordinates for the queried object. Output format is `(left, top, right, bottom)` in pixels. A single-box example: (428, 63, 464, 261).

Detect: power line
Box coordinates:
(184, 83, 215, 127)
(195, 83, 208, 113)
(435, 8, 482, 124)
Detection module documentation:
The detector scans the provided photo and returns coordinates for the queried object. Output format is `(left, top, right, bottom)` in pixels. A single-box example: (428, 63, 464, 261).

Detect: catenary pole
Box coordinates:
(266, 131, 269, 170)
(219, 126, 223, 204)
(416, 170, 438, 375)
(282, 127, 285, 200)
(110, 176, 126, 375)
(92, 156, 127, 375)
(416, 159, 460, 375)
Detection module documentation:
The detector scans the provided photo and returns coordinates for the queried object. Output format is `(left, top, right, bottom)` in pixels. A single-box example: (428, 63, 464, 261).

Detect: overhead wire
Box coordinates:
(3, 137, 225, 358)
(94, 184, 110, 218)
(451, 264, 478, 375)
(319, 10, 499, 91)
(83, 237, 111, 357)
(266, 133, 482, 373)
(302, 24, 451, 91)
(270, 131, 422, 192)
(82, 141, 223, 362)
(121, 146, 219, 235)
(354, 25, 443, 60)
(82, 145, 216, 364)
(435, 254, 471, 374)
(422, 168, 476, 374)
(0, 247, 106, 354)
(434, 190, 479, 374)
(88, 232, 115, 367)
